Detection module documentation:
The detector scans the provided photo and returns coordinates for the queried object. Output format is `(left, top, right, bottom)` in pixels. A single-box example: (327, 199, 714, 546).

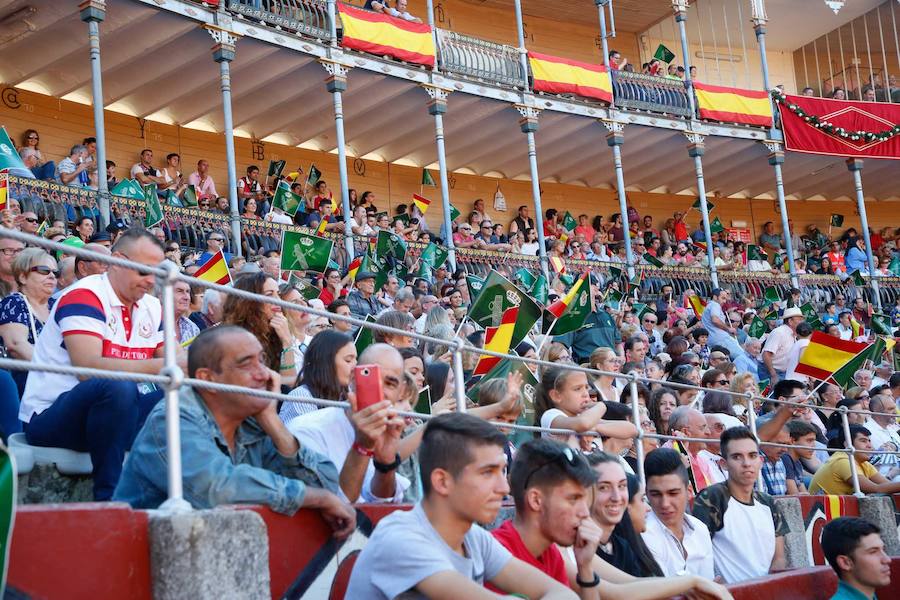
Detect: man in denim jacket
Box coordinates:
(114, 325, 355, 538)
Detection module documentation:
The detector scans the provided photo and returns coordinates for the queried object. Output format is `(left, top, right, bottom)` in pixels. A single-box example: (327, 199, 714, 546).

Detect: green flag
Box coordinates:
(468, 270, 541, 347)
(643, 253, 664, 268)
(608, 266, 622, 281)
(692, 198, 715, 212)
(355, 314, 377, 355)
(546, 280, 592, 336)
(110, 178, 145, 201)
(165, 189, 182, 207)
(288, 272, 322, 301)
(758, 379, 771, 396)
(529, 274, 549, 306)
(416, 261, 433, 280)
(748, 315, 768, 339)
(604, 288, 623, 310)
(871, 313, 894, 336)
(653, 43, 676, 63)
(0, 445, 15, 593)
(747, 245, 767, 261)
(799, 303, 819, 323)
(632, 302, 653, 321)
(375, 229, 407, 261)
(833, 339, 884, 389)
(272, 181, 304, 217)
(763, 286, 781, 305)
(267, 159, 286, 178)
(893, 342, 900, 372)
(182, 184, 199, 207)
(422, 168, 436, 186)
(561, 211, 577, 232)
(420, 242, 449, 269)
(143, 184, 164, 228)
(709, 216, 725, 234)
(889, 255, 900, 277)
(849, 270, 866, 286)
(306, 164, 321, 187)
(830, 214, 845, 227)
(359, 252, 389, 291)
(466, 274, 486, 295)
(449, 203, 461, 222)
(414, 387, 432, 415)
(465, 358, 539, 423)
(0, 126, 31, 175)
(515, 268, 537, 290)
(280, 230, 334, 273)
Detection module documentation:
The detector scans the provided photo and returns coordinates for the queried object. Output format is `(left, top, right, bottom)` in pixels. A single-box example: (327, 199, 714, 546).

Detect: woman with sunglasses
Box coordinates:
(0, 249, 57, 398)
(19, 129, 55, 181)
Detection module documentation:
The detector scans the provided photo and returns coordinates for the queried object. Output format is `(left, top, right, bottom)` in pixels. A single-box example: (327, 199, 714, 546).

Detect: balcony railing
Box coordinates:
(226, 0, 332, 41)
(435, 29, 527, 89)
(610, 70, 693, 117)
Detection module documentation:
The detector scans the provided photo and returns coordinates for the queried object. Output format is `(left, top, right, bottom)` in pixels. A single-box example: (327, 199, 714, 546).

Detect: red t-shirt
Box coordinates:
(486, 520, 568, 593)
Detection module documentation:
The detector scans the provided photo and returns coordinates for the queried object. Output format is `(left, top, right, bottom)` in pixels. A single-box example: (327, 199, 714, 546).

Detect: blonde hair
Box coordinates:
(589, 347, 616, 370)
(12, 248, 55, 287)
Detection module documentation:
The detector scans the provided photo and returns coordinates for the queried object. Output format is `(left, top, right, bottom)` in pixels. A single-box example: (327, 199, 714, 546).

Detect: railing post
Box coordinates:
(423, 85, 458, 271)
(763, 141, 800, 288)
(745, 391, 766, 489)
(595, 0, 611, 70)
(749, 0, 780, 135)
(602, 120, 636, 281)
(685, 133, 719, 289)
(80, 0, 110, 226)
(511, 0, 530, 88)
(839, 406, 863, 497)
(321, 58, 356, 260)
(629, 375, 645, 486)
(516, 105, 550, 281)
(671, 0, 698, 118)
(452, 339, 467, 413)
(206, 26, 244, 258)
(847, 158, 881, 311)
(157, 261, 190, 513)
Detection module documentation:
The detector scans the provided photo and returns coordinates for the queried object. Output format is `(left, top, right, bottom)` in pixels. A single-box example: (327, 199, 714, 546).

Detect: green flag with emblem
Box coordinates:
(267, 159, 286, 178)
(182, 184, 199, 208)
(849, 270, 866, 286)
(833, 338, 884, 389)
(465, 358, 538, 422)
(529, 274, 549, 306)
(449, 203, 461, 222)
(545, 279, 592, 336)
(516, 268, 537, 290)
(747, 245, 767, 261)
(871, 313, 894, 336)
(272, 181, 304, 217)
(653, 43, 676, 63)
(608, 266, 622, 281)
(359, 252, 389, 291)
(305, 164, 321, 187)
(763, 286, 781, 305)
(110, 178, 145, 201)
(165, 189, 182, 207)
(422, 168, 436, 186)
(466, 274, 486, 295)
(0, 126, 30, 175)
(709, 216, 725, 234)
(416, 261, 433, 280)
(748, 315, 768, 339)
(143, 184, 164, 228)
(632, 302, 653, 321)
(375, 229, 407, 261)
(280, 230, 334, 273)
(799, 303, 819, 323)
(420, 242, 448, 269)
(468, 270, 541, 347)
(692, 198, 714, 212)
(604, 288, 624, 310)
(561, 211, 577, 232)
(288, 272, 322, 301)
(889, 255, 900, 277)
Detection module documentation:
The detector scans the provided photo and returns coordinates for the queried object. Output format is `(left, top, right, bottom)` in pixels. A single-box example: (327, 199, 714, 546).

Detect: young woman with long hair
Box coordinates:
(280, 330, 356, 424)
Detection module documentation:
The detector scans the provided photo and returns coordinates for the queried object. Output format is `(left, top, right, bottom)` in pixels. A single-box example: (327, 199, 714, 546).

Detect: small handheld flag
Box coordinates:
(193, 249, 232, 286)
(412, 194, 431, 215)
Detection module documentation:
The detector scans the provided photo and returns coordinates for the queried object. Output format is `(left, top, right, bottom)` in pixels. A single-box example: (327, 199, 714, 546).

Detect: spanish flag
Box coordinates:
(316, 214, 329, 236)
(546, 271, 587, 319)
(0, 169, 7, 211)
(693, 82, 772, 127)
(338, 2, 436, 68)
(194, 249, 231, 286)
(472, 306, 518, 377)
(687, 293, 706, 317)
(794, 330, 869, 381)
(347, 255, 363, 282)
(549, 256, 566, 276)
(412, 193, 431, 215)
(528, 52, 613, 103)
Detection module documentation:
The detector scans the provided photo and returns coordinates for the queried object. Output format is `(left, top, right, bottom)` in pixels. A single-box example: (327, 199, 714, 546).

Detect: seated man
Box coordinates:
(642, 448, 715, 580)
(20, 229, 174, 500)
(114, 325, 354, 538)
(822, 517, 892, 600)
(493, 439, 730, 600)
(809, 425, 900, 496)
(692, 426, 788, 584)
(345, 413, 577, 599)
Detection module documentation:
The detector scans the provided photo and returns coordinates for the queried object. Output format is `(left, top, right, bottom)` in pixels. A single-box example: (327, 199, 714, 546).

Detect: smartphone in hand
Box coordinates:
(353, 364, 383, 411)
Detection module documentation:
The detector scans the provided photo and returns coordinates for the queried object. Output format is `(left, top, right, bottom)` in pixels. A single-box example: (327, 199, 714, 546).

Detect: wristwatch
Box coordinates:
(373, 453, 402, 473)
(575, 571, 600, 588)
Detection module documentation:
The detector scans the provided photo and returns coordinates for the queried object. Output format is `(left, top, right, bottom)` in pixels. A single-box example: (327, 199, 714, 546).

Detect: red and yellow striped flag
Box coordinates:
(693, 82, 772, 127)
(316, 214, 329, 236)
(473, 306, 518, 377)
(347, 255, 362, 282)
(687, 293, 706, 317)
(794, 330, 869, 381)
(823, 495, 845, 520)
(194, 249, 231, 286)
(546, 271, 587, 319)
(549, 256, 566, 276)
(338, 2, 436, 68)
(0, 169, 8, 211)
(412, 193, 431, 215)
(528, 52, 613, 103)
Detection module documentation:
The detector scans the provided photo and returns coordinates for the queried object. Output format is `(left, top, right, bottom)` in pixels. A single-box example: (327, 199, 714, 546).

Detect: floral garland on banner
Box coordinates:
(771, 89, 900, 143)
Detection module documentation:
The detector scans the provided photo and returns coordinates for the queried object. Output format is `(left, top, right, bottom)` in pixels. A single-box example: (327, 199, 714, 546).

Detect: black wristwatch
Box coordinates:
(576, 571, 600, 588)
(373, 453, 402, 473)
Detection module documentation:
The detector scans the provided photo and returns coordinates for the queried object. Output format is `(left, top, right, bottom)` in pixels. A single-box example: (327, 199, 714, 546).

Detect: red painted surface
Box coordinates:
(8, 503, 152, 600)
(728, 566, 838, 600)
(796, 495, 860, 565)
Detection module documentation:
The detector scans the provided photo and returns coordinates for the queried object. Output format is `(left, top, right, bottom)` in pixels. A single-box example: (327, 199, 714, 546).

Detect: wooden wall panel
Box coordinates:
(2, 85, 896, 242)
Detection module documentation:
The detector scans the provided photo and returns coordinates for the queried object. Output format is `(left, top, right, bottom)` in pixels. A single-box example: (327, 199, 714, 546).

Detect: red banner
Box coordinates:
(779, 93, 900, 159)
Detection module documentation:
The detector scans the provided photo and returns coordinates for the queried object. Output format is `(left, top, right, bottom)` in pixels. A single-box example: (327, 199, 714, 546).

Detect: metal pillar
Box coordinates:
(207, 28, 243, 257)
(603, 121, 636, 280)
(672, 0, 698, 117)
(847, 159, 881, 310)
(765, 142, 800, 288)
(423, 85, 458, 271)
(517, 105, 549, 281)
(749, 2, 779, 134)
(595, 0, 611, 69)
(685, 133, 719, 288)
(512, 0, 529, 86)
(80, 1, 110, 226)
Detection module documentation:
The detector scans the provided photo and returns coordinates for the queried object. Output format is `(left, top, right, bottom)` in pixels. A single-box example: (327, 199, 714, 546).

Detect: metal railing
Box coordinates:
(226, 0, 332, 41)
(3, 226, 900, 504)
(434, 29, 527, 88)
(610, 70, 693, 117)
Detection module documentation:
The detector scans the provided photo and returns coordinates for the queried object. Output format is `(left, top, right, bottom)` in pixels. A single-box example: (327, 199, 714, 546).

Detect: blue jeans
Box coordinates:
(0, 369, 20, 443)
(24, 379, 163, 500)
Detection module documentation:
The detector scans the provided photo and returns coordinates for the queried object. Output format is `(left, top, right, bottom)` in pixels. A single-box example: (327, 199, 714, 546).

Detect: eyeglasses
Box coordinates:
(24, 217, 38, 224)
(523, 446, 577, 490)
(0, 248, 23, 257)
(715, 379, 728, 385)
(30, 265, 57, 277)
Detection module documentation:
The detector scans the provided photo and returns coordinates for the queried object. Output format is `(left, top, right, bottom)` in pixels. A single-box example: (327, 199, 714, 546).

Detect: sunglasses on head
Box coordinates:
(523, 446, 578, 490)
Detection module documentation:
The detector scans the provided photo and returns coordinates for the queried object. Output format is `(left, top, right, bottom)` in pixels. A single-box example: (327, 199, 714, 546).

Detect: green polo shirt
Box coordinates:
(554, 309, 621, 363)
(830, 580, 877, 600)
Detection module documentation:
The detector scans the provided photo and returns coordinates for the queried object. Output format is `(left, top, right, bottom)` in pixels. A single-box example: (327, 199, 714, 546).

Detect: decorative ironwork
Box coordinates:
(609, 70, 692, 117)
(434, 29, 527, 88)
(226, 0, 332, 41)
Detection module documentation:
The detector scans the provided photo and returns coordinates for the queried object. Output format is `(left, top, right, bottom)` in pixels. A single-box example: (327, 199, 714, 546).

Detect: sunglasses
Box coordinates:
(210, 237, 224, 242)
(27, 135, 38, 140)
(716, 379, 728, 385)
(30, 266, 57, 276)
(24, 217, 38, 224)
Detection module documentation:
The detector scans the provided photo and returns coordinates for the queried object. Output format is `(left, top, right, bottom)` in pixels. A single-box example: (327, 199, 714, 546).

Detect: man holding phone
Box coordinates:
(289, 343, 411, 502)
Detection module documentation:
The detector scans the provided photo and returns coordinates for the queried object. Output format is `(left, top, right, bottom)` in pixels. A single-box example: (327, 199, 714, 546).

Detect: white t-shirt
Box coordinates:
(20, 274, 163, 422)
(762, 324, 795, 372)
(345, 503, 512, 599)
(642, 511, 715, 580)
(540, 408, 604, 451)
(784, 338, 810, 382)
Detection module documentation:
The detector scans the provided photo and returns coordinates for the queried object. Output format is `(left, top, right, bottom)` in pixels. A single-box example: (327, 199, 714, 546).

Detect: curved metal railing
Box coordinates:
(435, 28, 527, 88)
(226, 0, 332, 41)
(610, 69, 693, 117)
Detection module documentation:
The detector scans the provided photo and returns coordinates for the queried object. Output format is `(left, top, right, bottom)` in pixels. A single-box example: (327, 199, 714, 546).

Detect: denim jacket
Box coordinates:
(113, 386, 339, 515)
